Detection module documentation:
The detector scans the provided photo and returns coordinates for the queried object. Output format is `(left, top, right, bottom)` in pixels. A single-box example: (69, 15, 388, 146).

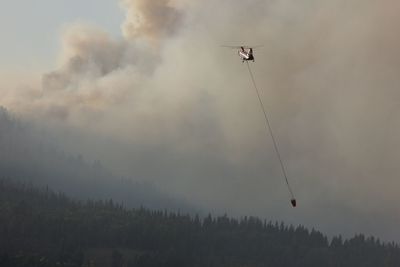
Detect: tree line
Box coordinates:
(0, 179, 399, 267)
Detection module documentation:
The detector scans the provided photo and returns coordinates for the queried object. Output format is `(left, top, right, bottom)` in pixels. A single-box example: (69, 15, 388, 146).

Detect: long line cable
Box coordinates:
(245, 61, 296, 202)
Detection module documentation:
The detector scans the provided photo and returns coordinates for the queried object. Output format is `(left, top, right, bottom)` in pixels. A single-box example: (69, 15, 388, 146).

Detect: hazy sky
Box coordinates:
(0, 0, 123, 71)
(1, 0, 400, 242)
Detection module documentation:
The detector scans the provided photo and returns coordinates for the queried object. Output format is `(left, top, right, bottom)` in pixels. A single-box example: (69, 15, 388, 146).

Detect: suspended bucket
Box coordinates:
(290, 199, 297, 207)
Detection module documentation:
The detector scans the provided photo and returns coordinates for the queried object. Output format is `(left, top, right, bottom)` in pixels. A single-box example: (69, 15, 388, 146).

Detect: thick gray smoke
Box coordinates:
(7, 0, 183, 122)
(2, 0, 400, 241)
(121, 0, 183, 43)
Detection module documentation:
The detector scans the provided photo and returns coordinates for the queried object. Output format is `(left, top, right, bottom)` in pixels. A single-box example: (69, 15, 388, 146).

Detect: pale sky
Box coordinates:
(0, 0, 123, 71)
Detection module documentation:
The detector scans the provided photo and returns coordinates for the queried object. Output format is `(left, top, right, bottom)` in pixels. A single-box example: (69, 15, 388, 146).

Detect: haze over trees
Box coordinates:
(0, 106, 195, 212)
(1, 179, 400, 267)
(1, 107, 400, 266)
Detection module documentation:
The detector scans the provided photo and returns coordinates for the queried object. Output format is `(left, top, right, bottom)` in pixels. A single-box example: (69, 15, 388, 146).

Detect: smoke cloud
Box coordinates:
(121, 0, 183, 43)
(2, 0, 400, 241)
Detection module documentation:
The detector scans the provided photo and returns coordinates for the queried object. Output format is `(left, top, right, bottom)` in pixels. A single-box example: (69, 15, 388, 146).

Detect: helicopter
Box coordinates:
(222, 44, 297, 208)
(222, 45, 262, 62)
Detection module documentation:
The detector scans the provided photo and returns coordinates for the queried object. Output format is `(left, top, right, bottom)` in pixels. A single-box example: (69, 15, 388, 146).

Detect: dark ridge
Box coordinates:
(1, 179, 399, 267)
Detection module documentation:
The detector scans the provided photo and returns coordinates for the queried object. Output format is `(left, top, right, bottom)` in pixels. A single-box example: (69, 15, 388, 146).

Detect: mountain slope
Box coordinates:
(1, 179, 399, 267)
(0, 107, 196, 212)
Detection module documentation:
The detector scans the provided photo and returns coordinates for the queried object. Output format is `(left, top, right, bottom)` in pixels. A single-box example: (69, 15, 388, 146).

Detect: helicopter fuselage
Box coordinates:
(238, 47, 254, 62)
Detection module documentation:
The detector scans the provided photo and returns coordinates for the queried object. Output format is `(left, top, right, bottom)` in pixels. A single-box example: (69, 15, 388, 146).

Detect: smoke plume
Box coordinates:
(121, 0, 183, 43)
(1, 0, 400, 241)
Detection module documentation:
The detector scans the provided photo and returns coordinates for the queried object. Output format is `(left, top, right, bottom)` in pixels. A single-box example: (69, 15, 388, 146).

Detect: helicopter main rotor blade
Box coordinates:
(221, 45, 264, 49)
(221, 45, 243, 49)
(242, 45, 263, 49)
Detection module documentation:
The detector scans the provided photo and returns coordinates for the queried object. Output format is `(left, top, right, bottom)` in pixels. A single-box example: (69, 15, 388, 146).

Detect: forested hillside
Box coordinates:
(0, 107, 195, 212)
(1, 179, 399, 267)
